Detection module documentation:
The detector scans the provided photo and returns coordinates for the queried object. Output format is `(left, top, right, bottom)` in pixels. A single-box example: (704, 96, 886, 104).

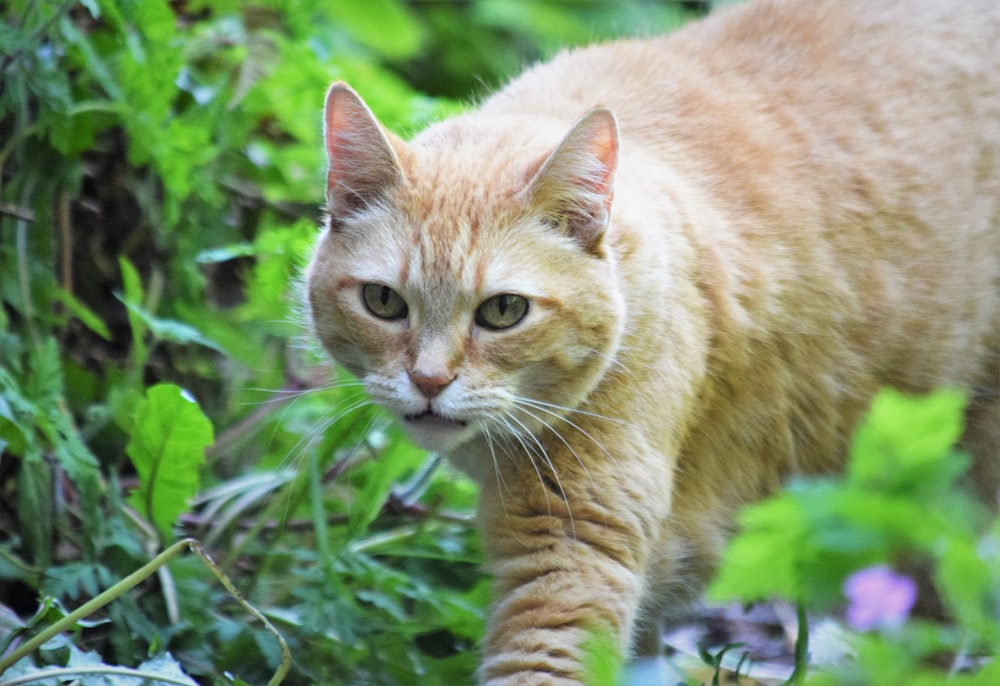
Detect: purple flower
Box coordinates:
(843, 565, 918, 631)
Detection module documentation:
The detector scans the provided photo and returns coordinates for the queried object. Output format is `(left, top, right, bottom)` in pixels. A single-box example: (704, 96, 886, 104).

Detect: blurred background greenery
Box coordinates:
(0, 1, 707, 684)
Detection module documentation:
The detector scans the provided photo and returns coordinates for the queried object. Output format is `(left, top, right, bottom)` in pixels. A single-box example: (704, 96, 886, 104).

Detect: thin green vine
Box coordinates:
(0, 538, 291, 686)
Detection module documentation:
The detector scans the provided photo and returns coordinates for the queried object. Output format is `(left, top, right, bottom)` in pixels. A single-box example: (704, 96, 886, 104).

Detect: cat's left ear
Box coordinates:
(323, 82, 405, 227)
(524, 108, 619, 252)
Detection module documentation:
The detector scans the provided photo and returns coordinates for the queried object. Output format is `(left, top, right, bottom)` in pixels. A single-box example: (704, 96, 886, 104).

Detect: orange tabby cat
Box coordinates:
(306, 0, 1000, 682)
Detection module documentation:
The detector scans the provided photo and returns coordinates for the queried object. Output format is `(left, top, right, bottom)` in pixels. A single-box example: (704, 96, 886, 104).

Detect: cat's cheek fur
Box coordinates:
(308, 285, 392, 377)
(481, 295, 624, 418)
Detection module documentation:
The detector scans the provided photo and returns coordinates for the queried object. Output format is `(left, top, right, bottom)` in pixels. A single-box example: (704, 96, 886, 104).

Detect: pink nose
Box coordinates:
(408, 370, 456, 399)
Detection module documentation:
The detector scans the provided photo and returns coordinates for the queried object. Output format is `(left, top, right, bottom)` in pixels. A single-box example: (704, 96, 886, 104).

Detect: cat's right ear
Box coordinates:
(323, 82, 404, 226)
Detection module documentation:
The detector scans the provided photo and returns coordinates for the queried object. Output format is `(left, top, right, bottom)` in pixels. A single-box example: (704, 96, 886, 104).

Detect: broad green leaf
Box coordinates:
(936, 535, 999, 640)
(958, 659, 1000, 685)
(582, 626, 625, 686)
(135, 652, 199, 686)
(126, 384, 214, 540)
(27, 338, 63, 406)
(709, 490, 808, 602)
(130, 0, 176, 45)
(849, 388, 966, 487)
(63, 644, 104, 670)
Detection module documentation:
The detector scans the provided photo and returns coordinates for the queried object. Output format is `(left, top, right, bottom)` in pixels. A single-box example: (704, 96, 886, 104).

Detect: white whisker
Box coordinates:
(511, 404, 592, 478)
(512, 396, 622, 471)
(508, 403, 610, 528)
(482, 425, 510, 516)
(516, 395, 635, 430)
(494, 412, 555, 524)
(502, 409, 578, 540)
(589, 348, 631, 375)
(276, 394, 375, 471)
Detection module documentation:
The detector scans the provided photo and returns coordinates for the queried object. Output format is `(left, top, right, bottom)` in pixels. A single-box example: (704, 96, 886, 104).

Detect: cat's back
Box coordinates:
(483, 0, 1000, 135)
(478, 0, 1000, 247)
(479, 0, 1000, 281)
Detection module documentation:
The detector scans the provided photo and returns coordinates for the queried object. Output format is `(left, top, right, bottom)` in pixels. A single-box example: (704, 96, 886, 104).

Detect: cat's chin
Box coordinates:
(400, 411, 478, 453)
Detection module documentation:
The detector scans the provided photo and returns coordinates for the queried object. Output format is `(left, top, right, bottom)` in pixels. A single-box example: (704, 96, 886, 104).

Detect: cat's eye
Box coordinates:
(475, 294, 529, 330)
(361, 283, 408, 320)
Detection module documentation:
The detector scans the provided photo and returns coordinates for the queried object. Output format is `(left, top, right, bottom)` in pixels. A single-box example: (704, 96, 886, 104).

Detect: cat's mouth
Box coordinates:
(403, 410, 468, 427)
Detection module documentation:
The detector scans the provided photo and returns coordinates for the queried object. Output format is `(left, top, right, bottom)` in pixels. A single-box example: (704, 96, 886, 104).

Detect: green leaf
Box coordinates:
(849, 388, 966, 488)
(126, 384, 214, 540)
(582, 626, 625, 686)
(135, 652, 199, 686)
(0, 382, 31, 457)
(129, 0, 176, 46)
(350, 433, 427, 536)
(475, 0, 591, 51)
(27, 338, 63, 406)
(119, 299, 226, 355)
(936, 534, 999, 640)
(79, 0, 99, 18)
(58, 11, 122, 102)
(54, 288, 112, 340)
(194, 243, 255, 265)
(118, 257, 149, 369)
(18, 455, 54, 568)
(711, 389, 976, 611)
(709, 490, 809, 602)
(116, 256, 226, 356)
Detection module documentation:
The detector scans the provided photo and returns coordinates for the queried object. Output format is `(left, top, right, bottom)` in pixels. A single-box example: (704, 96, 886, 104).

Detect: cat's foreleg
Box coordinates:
(475, 447, 665, 685)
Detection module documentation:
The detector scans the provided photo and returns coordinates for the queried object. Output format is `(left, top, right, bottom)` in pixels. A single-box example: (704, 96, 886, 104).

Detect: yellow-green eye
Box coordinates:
(475, 294, 529, 330)
(362, 283, 408, 320)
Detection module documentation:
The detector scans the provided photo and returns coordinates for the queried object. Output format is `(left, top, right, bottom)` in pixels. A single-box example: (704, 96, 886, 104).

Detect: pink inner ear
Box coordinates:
(582, 112, 619, 211)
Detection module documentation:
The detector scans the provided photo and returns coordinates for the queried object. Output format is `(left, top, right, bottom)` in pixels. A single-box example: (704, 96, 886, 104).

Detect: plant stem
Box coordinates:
(186, 540, 292, 686)
(0, 539, 292, 686)
(784, 600, 810, 685)
(0, 539, 194, 674)
(0, 665, 195, 686)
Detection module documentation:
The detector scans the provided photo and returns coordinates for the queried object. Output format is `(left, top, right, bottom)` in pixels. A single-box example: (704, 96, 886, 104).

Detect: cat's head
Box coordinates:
(306, 83, 626, 456)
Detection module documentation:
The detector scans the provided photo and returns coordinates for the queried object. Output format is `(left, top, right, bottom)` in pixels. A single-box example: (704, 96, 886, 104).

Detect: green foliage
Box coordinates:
(126, 384, 213, 541)
(2, 646, 200, 686)
(2, 1, 703, 683)
(710, 389, 999, 683)
(582, 626, 626, 686)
